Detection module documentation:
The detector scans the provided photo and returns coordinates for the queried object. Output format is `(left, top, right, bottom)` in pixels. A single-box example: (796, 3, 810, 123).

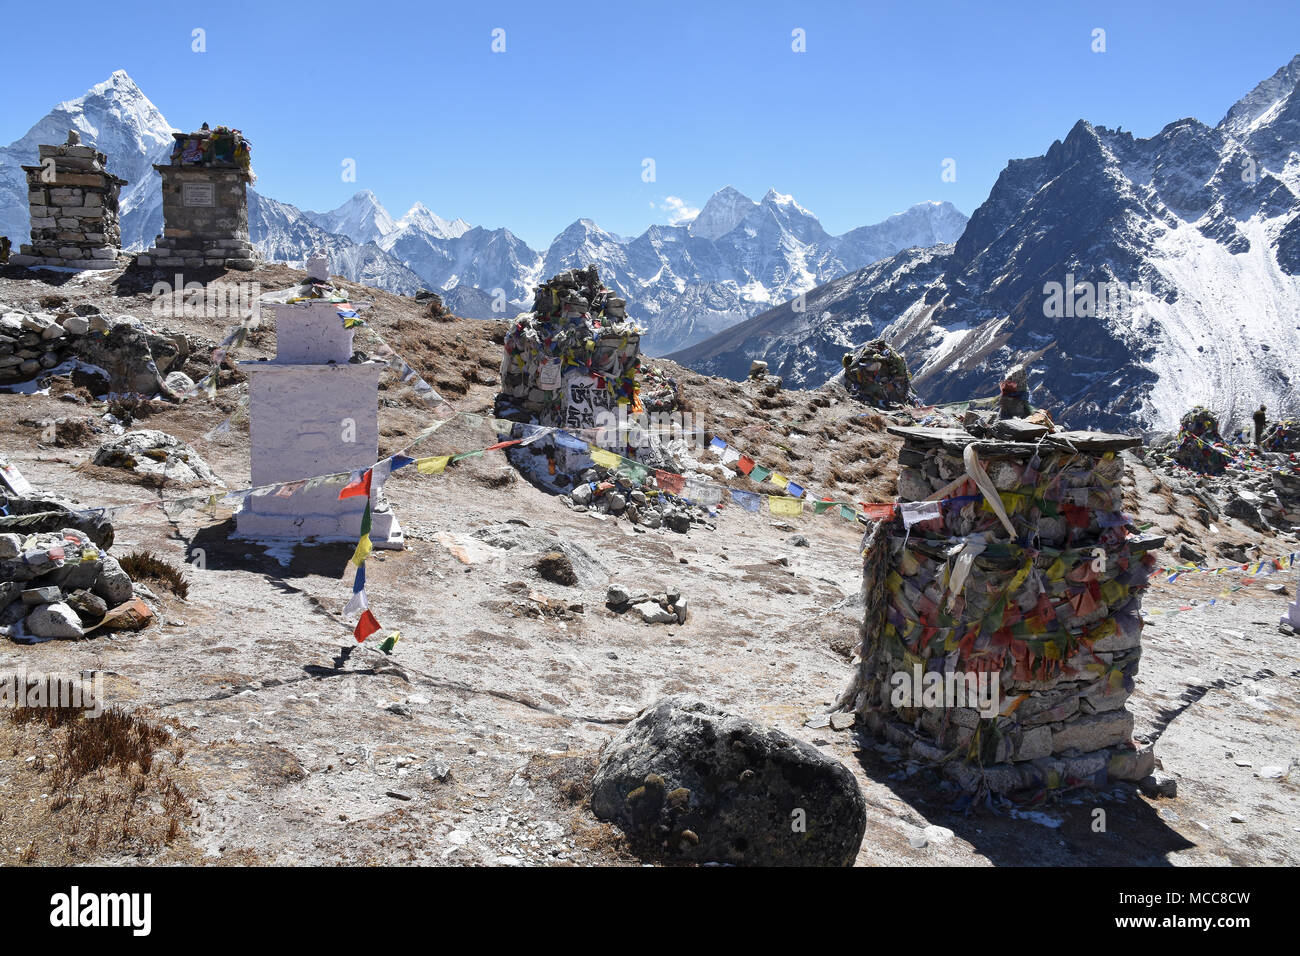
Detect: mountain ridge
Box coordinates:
(0, 72, 966, 353)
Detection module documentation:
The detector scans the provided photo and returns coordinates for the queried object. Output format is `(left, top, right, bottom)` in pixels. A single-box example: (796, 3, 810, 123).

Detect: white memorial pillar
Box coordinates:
(235, 258, 402, 548)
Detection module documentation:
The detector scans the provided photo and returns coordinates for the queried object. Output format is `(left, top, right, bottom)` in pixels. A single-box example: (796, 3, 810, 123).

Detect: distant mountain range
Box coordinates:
(0, 72, 966, 354)
(671, 54, 1300, 434)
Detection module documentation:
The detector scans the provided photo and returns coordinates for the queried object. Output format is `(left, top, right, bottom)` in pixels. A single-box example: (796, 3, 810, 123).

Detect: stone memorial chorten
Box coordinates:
(234, 255, 402, 548)
(11, 130, 126, 271)
(138, 123, 258, 270)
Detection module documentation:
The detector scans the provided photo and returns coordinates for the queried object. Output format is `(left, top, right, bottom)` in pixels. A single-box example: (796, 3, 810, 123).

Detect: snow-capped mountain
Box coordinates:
(302, 189, 397, 246)
(533, 190, 968, 353)
(672, 54, 1300, 435)
(0, 70, 173, 254)
(1, 72, 967, 352)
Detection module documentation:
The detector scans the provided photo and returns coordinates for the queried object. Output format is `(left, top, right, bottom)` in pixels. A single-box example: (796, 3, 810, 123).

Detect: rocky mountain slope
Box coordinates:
(671, 54, 1300, 435)
(1, 73, 965, 352)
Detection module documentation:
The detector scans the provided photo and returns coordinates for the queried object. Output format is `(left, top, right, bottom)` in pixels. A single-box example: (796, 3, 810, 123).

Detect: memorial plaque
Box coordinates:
(182, 182, 215, 207)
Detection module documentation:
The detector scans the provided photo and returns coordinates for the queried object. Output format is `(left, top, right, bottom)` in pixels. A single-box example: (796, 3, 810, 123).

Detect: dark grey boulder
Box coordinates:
(591, 696, 866, 866)
(0, 497, 113, 549)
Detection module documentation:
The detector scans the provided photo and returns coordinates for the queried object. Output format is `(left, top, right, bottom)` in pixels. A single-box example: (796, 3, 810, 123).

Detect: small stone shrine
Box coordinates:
(138, 123, 258, 270)
(235, 255, 401, 547)
(11, 131, 126, 271)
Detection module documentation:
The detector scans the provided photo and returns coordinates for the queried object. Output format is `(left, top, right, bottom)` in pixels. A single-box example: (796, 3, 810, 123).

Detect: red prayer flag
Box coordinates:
(339, 468, 373, 500)
(737, 455, 755, 475)
(353, 609, 380, 643)
(655, 469, 685, 495)
(859, 503, 897, 521)
(484, 439, 523, 452)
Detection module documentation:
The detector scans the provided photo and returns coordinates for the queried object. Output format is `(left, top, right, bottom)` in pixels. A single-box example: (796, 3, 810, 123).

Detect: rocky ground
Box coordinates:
(0, 260, 1297, 866)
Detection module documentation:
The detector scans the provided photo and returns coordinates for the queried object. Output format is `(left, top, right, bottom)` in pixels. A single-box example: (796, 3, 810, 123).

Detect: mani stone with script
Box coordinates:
(234, 257, 402, 547)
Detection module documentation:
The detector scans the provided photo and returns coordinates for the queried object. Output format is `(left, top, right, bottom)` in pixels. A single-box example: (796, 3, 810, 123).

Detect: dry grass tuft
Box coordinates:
(118, 550, 190, 600)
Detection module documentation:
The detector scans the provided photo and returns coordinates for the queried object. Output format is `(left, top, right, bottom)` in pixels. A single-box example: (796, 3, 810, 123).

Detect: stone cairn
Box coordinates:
(837, 424, 1162, 794)
(1262, 418, 1300, 453)
(1172, 406, 1229, 474)
(0, 521, 150, 642)
(842, 338, 914, 408)
(138, 124, 258, 271)
(496, 268, 711, 532)
(499, 266, 640, 422)
(998, 364, 1031, 419)
(11, 131, 125, 271)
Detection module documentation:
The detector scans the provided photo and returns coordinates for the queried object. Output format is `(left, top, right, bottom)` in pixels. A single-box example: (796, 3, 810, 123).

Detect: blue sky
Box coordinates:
(3, 1, 1298, 248)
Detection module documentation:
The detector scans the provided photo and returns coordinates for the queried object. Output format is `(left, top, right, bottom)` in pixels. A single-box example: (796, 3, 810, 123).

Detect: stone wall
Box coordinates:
(11, 140, 125, 271)
(839, 425, 1161, 794)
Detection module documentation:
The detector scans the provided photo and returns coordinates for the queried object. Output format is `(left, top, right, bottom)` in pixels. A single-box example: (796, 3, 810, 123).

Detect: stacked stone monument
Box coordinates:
(841, 338, 914, 408)
(838, 423, 1162, 794)
(11, 131, 126, 271)
(138, 124, 258, 270)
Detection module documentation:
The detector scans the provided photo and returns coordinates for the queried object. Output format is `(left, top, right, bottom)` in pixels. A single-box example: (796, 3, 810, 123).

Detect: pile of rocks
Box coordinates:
(1145, 406, 1300, 534)
(839, 425, 1162, 794)
(606, 584, 689, 624)
(998, 364, 1031, 419)
(10, 132, 126, 271)
(0, 303, 215, 394)
(1262, 419, 1300, 452)
(499, 266, 641, 423)
(0, 528, 153, 642)
(1171, 406, 1229, 474)
(93, 430, 223, 487)
(841, 338, 914, 408)
(565, 467, 714, 534)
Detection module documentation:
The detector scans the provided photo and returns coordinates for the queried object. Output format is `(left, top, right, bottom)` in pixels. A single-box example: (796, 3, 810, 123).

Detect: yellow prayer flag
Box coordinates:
(768, 496, 803, 517)
(417, 455, 450, 474)
(769, 472, 788, 489)
(589, 448, 621, 468)
(350, 534, 373, 568)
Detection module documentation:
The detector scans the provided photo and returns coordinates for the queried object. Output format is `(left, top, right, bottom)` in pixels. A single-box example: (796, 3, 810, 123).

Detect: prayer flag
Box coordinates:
(590, 448, 621, 469)
(391, 455, 416, 471)
(655, 470, 685, 495)
(813, 499, 835, 515)
(750, 465, 772, 483)
(339, 468, 372, 500)
(839, 504, 858, 520)
(417, 455, 450, 474)
(769, 473, 788, 490)
(709, 437, 727, 455)
(737, 456, 755, 475)
(859, 502, 896, 521)
(379, 632, 401, 654)
(786, 481, 805, 499)
(343, 588, 369, 617)
(354, 609, 380, 643)
(731, 490, 761, 512)
(769, 496, 804, 517)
